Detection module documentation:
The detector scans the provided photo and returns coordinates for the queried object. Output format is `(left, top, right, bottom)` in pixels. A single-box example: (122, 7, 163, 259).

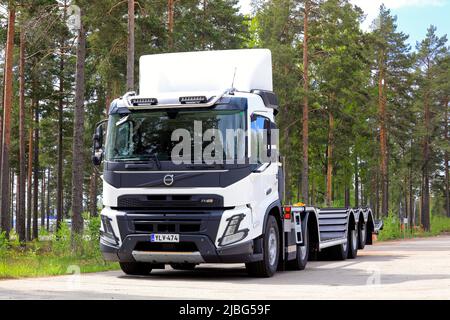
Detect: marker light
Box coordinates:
(284, 206, 291, 220)
(130, 97, 158, 106)
(179, 96, 208, 104)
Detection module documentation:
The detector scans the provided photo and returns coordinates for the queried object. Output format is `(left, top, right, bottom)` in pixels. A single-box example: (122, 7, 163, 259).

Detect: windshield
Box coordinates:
(105, 108, 246, 163)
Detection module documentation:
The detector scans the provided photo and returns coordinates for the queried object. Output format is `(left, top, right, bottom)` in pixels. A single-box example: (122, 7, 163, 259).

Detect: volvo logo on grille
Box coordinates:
(163, 174, 174, 186)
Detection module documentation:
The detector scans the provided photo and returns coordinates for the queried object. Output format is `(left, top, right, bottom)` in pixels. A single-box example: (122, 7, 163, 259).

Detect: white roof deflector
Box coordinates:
(139, 49, 273, 96)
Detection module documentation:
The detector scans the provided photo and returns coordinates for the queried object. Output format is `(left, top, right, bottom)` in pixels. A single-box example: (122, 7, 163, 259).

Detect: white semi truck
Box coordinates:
(93, 49, 381, 277)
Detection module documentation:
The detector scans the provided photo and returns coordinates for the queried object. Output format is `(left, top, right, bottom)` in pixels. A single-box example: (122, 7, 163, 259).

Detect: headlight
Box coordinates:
(218, 214, 249, 246)
(100, 215, 118, 244)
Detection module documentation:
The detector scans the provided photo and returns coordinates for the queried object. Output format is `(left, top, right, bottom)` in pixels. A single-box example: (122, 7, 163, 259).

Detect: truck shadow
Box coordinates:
(118, 253, 449, 286)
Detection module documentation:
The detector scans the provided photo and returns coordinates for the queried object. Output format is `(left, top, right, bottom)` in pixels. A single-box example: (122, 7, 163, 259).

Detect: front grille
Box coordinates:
(134, 219, 202, 234)
(117, 194, 224, 209)
(134, 241, 198, 252)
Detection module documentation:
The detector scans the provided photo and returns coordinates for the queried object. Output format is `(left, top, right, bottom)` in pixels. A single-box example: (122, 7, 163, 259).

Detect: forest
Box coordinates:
(0, 0, 448, 247)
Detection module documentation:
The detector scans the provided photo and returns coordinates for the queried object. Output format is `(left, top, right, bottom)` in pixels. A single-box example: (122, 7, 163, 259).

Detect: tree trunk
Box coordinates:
(89, 173, 98, 217)
(326, 112, 334, 206)
(17, 26, 26, 242)
(0, 7, 15, 237)
(15, 173, 19, 233)
(444, 98, 449, 218)
(10, 170, 14, 227)
(378, 56, 389, 216)
(56, 0, 67, 234)
(421, 93, 431, 231)
(301, 0, 310, 204)
(354, 153, 359, 207)
(71, 13, 87, 236)
(344, 184, 350, 208)
(32, 94, 39, 240)
(409, 161, 414, 227)
(27, 127, 33, 241)
(126, 0, 135, 91)
(46, 168, 50, 231)
(168, 0, 174, 49)
(41, 169, 45, 227)
(375, 168, 380, 219)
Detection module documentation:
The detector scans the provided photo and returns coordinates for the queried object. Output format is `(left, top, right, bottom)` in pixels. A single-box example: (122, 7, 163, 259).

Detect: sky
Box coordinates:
(238, 0, 450, 49)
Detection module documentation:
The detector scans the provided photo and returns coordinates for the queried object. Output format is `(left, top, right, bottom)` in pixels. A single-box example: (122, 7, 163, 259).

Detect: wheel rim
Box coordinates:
(352, 229, 357, 250)
(360, 224, 366, 243)
(268, 227, 278, 266)
(300, 233, 308, 260)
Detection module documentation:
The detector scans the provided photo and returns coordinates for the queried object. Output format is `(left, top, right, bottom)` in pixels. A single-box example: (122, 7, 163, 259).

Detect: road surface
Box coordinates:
(1, 235, 450, 299)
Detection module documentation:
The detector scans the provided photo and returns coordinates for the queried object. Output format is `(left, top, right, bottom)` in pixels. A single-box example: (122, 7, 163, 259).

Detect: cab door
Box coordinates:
(249, 113, 279, 231)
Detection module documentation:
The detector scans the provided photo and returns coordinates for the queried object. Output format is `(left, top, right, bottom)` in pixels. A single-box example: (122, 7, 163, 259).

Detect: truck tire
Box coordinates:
(119, 262, 153, 275)
(245, 215, 280, 277)
(358, 221, 366, 249)
(347, 227, 358, 259)
(170, 263, 197, 271)
(287, 226, 309, 270)
(329, 236, 349, 260)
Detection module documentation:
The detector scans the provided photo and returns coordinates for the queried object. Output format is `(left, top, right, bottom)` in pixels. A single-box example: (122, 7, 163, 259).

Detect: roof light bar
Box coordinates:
(179, 96, 208, 104)
(130, 97, 158, 106)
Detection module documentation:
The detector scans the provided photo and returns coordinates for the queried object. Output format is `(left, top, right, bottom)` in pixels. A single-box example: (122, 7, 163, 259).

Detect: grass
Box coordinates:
(0, 216, 120, 280)
(0, 254, 119, 279)
(377, 213, 450, 241)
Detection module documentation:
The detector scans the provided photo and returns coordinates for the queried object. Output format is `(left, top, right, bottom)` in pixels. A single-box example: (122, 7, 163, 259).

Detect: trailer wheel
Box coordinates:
(245, 215, 279, 277)
(347, 227, 358, 259)
(287, 226, 309, 270)
(170, 263, 197, 271)
(119, 262, 153, 275)
(328, 236, 349, 261)
(358, 221, 366, 249)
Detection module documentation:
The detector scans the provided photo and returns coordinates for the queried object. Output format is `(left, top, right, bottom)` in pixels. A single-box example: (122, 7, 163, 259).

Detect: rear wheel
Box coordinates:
(246, 215, 279, 277)
(119, 262, 153, 275)
(287, 226, 309, 270)
(329, 235, 349, 261)
(347, 227, 358, 259)
(358, 221, 366, 249)
(170, 263, 197, 271)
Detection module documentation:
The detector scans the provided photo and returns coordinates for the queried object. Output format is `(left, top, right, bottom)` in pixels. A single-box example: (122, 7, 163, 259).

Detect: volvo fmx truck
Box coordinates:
(93, 49, 382, 277)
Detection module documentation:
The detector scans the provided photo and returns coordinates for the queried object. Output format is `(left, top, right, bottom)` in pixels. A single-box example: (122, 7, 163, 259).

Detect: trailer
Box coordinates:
(93, 49, 382, 277)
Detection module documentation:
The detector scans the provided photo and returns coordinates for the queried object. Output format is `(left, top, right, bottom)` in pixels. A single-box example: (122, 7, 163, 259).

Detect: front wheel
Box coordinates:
(246, 215, 280, 277)
(119, 262, 153, 275)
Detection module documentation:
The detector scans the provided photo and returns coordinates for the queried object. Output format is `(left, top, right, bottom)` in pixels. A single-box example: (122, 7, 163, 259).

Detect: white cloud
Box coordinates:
(238, 0, 446, 29)
(238, 0, 253, 14)
(350, 0, 446, 30)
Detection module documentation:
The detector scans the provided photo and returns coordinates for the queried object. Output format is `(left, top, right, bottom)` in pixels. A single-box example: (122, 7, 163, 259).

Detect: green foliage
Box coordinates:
(377, 212, 402, 241)
(378, 212, 450, 241)
(0, 231, 8, 257)
(0, 218, 116, 279)
(52, 221, 72, 256)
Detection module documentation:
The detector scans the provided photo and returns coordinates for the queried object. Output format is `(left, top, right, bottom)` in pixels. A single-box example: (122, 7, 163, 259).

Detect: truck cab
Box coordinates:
(95, 49, 286, 276)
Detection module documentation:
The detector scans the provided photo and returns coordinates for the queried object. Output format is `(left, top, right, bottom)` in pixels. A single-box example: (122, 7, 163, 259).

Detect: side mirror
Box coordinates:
(92, 120, 107, 166)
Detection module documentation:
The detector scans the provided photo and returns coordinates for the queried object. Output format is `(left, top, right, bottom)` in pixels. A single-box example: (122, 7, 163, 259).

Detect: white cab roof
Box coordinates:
(139, 49, 273, 96)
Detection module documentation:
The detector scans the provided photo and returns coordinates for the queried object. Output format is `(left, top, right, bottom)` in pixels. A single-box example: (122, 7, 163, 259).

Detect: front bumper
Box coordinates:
(101, 235, 261, 263)
(100, 209, 262, 264)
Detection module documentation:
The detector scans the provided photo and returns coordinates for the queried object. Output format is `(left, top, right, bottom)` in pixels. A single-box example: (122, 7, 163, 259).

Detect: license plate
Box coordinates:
(150, 233, 179, 243)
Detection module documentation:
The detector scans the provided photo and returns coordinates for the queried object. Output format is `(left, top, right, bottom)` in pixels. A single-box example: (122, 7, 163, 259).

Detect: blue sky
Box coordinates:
(238, 0, 450, 50)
